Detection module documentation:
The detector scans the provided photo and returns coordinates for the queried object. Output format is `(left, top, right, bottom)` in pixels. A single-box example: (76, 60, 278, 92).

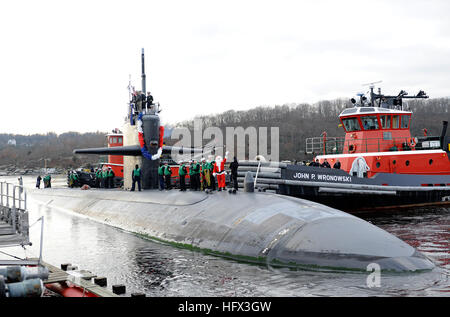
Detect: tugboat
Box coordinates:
(104, 128, 124, 179)
(267, 85, 450, 212)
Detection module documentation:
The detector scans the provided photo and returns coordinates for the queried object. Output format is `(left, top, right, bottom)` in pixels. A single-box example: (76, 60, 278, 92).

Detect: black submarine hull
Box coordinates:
(28, 188, 435, 272)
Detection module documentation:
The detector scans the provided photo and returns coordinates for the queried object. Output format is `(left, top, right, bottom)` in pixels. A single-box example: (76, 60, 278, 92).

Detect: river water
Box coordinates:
(1, 176, 449, 297)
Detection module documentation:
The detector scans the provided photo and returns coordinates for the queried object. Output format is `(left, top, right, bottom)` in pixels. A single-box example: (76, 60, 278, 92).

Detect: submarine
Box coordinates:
(28, 49, 435, 273)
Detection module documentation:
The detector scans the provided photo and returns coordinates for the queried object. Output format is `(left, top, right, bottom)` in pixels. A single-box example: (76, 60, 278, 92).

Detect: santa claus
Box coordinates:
(213, 151, 229, 191)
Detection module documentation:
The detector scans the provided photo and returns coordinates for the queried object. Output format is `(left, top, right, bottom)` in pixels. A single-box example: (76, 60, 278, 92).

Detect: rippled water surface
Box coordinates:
(1, 176, 449, 296)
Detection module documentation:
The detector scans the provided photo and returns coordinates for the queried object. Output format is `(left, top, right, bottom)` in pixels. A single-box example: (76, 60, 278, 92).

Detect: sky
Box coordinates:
(1, 0, 450, 135)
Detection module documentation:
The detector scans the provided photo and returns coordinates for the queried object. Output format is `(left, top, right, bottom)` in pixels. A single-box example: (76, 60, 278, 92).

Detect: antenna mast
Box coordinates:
(141, 48, 146, 95)
(362, 80, 383, 106)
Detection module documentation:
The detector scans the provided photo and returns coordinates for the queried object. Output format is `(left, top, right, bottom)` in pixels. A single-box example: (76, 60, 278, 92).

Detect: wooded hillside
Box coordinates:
(0, 132, 106, 170)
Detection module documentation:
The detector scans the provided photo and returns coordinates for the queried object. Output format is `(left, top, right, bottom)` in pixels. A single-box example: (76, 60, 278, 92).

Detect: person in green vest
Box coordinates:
(188, 160, 194, 190)
(164, 162, 172, 190)
(72, 171, 79, 187)
(95, 168, 101, 188)
(102, 168, 109, 188)
(97, 168, 103, 188)
(178, 161, 187, 191)
(107, 167, 115, 188)
(131, 164, 141, 191)
(158, 163, 165, 190)
(190, 159, 201, 191)
(43, 174, 51, 188)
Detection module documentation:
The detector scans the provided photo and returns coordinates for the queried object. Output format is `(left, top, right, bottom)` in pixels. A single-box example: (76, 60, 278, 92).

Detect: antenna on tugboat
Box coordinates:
(362, 80, 383, 88)
(362, 81, 383, 106)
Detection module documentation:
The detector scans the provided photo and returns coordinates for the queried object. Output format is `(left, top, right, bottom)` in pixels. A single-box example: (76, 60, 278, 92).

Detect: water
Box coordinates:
(1, 176, 449, 296)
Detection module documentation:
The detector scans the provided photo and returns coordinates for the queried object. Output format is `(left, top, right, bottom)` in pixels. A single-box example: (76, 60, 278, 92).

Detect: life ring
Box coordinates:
(348, 144, 357, 153)
(408, 137, 417, 148)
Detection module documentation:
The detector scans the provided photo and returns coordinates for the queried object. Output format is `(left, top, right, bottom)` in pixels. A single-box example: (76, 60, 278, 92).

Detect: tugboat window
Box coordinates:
(380, 115, 391, 129)
(341, 108, 357, 115)
(401, 115, 410, 129)
(429, 159, 433, 165)
(342, 117, 361, 132)
(392, 115, 400, 129)
(361, 116, 379, 130)
(406, 160, 410, 166)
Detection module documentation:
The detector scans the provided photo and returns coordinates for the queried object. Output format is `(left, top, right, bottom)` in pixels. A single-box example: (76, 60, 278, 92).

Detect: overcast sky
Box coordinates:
(1, 0, 449, 135)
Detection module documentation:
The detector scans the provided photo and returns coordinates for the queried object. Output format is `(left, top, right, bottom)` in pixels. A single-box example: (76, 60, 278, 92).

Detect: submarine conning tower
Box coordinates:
(74, 48, 165, 190)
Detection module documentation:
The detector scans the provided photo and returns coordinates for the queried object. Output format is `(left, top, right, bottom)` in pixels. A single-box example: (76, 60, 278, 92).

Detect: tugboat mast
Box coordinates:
(352, 81, 429, 110)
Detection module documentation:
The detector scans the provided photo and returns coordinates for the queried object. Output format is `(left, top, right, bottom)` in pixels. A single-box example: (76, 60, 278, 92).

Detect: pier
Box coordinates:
(0, 182, 32, 259)
(0, 181, 120, 297)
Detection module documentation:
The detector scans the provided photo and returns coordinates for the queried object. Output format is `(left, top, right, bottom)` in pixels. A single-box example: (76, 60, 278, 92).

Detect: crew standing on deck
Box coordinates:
(70, 171, 79, 188)
(140, 91, 146, 110)
(189, 160, 200, 191)
(108, 167, 115, 188)
(95, 168, 101, 188)
(202, 158, 211, 191)
(136, 91, 142, 112)
(36, 175, 42, 189)
(333, 159, 341, 169)
(200, 158, 207, 191)
(146, 92, 153, 110)
(43, 174, 51, 188)
(311, 159, 320, 167)
(158, 163, 165, 190)
(321, 159, 331, 168)
(189, 160, 195, 190)
(178, 161, 187, 191)
(164, 163, 172, 190)
(229, 156, 239, 193)
(208, 156, 216, 191)
(131, 164, 142, 191)
(18, 176, 23, 194)
(103, 168, 109, 188)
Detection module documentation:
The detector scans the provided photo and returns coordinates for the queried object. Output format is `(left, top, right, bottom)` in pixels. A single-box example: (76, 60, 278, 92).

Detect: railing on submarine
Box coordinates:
(127, 102, 161, 125)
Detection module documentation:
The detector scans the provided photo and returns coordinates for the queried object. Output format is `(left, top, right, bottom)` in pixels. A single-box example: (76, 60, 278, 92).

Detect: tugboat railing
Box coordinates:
(305, 135, 443, 155)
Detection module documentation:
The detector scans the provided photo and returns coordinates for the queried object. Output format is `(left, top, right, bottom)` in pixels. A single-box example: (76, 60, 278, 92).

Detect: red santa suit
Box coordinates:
(213, 152, 228, 190)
